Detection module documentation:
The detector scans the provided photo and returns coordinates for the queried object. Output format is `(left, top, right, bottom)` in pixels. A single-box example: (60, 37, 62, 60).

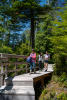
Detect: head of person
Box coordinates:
(46, 51, 48, 54)
(40, 52, 42, 55)
(32, 49, 35, 53)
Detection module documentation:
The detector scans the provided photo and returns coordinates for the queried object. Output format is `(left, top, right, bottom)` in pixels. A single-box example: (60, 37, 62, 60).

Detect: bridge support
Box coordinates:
(41, 78, 45, 89)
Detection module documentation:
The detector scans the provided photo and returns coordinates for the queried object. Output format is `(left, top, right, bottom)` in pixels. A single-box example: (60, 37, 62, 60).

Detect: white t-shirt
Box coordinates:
(38, 55, 43, 61)
(44, 54, 49, 60)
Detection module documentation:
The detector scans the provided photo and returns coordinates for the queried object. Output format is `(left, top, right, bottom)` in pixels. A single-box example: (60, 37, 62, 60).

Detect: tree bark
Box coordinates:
(30, 17, 35, 49)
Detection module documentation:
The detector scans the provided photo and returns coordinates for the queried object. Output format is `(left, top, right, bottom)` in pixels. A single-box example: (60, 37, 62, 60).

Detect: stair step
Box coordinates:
(5, 76, 33, 86)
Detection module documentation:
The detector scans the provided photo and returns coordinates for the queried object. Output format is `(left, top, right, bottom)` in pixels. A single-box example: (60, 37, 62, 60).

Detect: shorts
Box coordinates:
(44, 60, 48, 63)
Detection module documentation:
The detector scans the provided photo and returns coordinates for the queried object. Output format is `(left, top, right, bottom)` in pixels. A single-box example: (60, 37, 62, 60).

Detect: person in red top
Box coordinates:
(30, 49, 36, 74)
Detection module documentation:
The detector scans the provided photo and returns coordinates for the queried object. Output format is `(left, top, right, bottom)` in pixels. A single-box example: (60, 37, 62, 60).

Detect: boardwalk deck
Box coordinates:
(0, 64, 53, 100)
(14, 64, 53, 82)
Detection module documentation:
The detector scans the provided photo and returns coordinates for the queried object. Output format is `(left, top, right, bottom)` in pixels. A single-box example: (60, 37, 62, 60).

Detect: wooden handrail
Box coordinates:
(0, 53, 39, 87)
(0, 53, 28, 86)
(0, 62, 28, 66)
(0, 53, 27, 58)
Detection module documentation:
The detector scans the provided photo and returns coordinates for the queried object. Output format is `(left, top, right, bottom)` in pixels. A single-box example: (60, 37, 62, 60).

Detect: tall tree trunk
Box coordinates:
(30, 17, 35, 49)
(6, 32, 10, 46)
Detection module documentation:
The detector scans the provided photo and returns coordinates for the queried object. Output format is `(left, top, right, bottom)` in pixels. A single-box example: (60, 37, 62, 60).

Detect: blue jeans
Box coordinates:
(39, 61, 42, 69)
(30, 62, 36, 70)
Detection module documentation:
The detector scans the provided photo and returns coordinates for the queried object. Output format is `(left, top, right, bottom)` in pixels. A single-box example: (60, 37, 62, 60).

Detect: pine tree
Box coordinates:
(6, 0, 52, 48)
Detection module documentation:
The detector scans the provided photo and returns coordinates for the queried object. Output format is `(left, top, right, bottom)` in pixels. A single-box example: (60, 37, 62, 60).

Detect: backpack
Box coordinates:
(26, 56, 32, 63)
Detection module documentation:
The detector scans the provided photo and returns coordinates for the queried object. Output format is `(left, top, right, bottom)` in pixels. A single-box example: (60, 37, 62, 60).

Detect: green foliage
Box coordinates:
(35, 31, 47, 53)
(35, 13, 53, 53)
(63, 81, 67, 88)
(57, 92, 67, 100)
(42, 89, 48, 95)
(40, 89, 56, 100)
(52, 74, 67, 88)
(52, 75, 59, 83)
(40, 75, 67, 100)
(58, 72, 67, 83)
(0, 45, 13, 54)
(16, 43, 31, 55)
(49, 6, 67, 75)
(50, 90, 56, 98)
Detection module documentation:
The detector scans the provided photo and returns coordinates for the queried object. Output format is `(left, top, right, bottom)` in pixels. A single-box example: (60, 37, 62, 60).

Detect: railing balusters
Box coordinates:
(0, 53, 31, 87)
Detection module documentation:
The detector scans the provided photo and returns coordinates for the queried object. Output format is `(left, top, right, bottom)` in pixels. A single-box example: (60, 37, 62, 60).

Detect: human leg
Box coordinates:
(44, 62, 46, 69)
(30, 62, 33, 74)
(33, 62, 36, 73)
(44, 60, 48, 71)
(39, 61, 41, 70)
(45, 63, 48, 71)
(46, 63, 48, 70)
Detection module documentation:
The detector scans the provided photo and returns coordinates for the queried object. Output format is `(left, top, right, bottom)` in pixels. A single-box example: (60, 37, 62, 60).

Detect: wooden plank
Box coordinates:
(0, 62, 28, 66)
(0, 53, 27, 58)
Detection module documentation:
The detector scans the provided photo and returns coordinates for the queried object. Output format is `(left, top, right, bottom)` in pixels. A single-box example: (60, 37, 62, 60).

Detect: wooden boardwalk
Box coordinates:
(0, 64, 53, 100)
(14, 64, 53, 83)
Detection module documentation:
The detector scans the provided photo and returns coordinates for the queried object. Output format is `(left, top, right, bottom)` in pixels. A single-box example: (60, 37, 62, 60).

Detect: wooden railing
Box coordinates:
(0, 53, 29, 87)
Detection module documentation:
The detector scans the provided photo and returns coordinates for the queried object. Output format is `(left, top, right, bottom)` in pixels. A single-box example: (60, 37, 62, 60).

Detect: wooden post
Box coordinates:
(15, 58, 18, 76)
(0, 63, 4, 86)
(26, 64, 28, 73)
(15, 64, 17, 76)
(5, 65, 8, 78)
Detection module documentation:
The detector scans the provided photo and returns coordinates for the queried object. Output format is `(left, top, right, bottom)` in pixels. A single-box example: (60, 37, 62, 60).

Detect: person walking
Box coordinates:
(44, 51, 50, 71)
(30, 49, 36, 74)
(38, 53, 43, 70)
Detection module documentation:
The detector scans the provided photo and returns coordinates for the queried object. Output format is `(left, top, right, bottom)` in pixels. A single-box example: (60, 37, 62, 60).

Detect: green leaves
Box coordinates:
(16, 43, 31, 55)
(0, 46, 13, 54)
(50, 6, 67, 75)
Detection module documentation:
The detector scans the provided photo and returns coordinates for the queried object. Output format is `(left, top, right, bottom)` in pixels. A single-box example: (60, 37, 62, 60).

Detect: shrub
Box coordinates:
(0, 45, 13, 54)
(58, 72, 67, 83)
(41, 89, 48, 97)
(16, 43, 31, 55)
(50, 90, 56, 98)
(52, 75, 59, 83)
(57, 92, 67, 100)
(63, 81, 67, 88)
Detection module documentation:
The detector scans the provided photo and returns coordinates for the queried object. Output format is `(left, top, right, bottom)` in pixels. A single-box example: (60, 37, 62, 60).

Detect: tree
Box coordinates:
(0, 0, 24, 50)
(6, 0, 52, 48)
(50, 5, 67, 75)
(35, 13, 53, 53)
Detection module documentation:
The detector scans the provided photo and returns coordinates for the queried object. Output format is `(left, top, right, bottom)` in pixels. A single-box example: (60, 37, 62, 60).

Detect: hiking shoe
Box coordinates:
(34, 69, 36, 74)
(29, 70, 32, 74)
(45, 69, 47, 72)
